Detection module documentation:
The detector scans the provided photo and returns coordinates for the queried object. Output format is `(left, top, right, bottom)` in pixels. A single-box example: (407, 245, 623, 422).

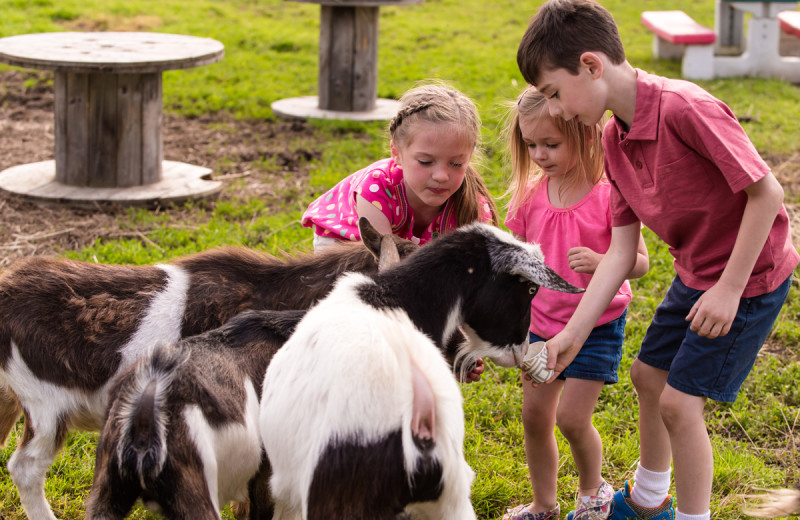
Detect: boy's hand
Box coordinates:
(538, 331, 582, 384)
(567, 246, 601, 274)
(686, 282, 741, 338)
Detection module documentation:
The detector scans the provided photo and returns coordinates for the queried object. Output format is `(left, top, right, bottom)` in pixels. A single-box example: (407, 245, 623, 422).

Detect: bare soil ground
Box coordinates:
(0, 69, 326, 266)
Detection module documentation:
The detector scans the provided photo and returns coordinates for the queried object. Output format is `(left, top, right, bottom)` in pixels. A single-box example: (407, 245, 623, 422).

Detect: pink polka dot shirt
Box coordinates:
(302, 157, 493, 245)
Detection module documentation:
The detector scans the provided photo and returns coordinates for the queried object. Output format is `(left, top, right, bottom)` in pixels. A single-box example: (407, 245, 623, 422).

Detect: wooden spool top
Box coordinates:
(288, 0, 424, 6)
(0, 32, 224, 74)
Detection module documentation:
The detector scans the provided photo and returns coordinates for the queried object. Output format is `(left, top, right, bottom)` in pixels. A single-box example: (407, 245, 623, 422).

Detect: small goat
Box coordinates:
(0, 228, 416, 520)
(86, 309, 304, 520)
(260, 223, 584, 520)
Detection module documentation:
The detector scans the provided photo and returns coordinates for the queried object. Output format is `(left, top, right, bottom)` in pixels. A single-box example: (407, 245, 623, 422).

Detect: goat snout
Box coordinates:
(488, 341, 528, 368)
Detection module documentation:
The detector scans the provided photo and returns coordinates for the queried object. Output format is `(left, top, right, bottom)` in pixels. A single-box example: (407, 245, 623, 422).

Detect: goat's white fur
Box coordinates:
(183, 380, 262, 511)
(118, 264, 189, 366)
(261, 273, 476, 519)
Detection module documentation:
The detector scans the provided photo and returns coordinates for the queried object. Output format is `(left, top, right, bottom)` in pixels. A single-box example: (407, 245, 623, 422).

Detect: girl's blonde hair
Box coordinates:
(504, 86, 605, 214)
(389, 82, 499, 227)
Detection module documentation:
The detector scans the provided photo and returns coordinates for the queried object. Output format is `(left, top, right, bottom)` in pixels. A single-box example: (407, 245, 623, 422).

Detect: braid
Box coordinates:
(389, 101, 433, 135)
(389, 82, 499, 229)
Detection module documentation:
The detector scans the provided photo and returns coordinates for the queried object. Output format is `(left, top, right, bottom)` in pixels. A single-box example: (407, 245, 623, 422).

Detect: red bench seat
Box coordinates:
(778, 11, 800, 39)
(641, 11, 716, 45)
(640, 10, 716, 80)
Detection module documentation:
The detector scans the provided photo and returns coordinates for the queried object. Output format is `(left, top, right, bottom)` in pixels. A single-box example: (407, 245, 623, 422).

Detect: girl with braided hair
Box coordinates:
(302, 82, 499, 250)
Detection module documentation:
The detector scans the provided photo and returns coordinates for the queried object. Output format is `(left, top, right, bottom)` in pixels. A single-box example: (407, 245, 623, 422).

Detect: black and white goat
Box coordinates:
(0, 229, 416, 520)
(260, 223, 584, 520)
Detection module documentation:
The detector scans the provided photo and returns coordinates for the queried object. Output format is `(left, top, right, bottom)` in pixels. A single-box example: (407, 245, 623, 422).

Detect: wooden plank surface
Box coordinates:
(90, 73, 118, 187)
(352, 6, 378, 111)
(320, 6, 356, 110)
(62, 72, 90, 186)
(116, 73, 143, 187)
(0, 32, 224, 74)
(318, 5, 379, 111)
(141, 73, 163, 185)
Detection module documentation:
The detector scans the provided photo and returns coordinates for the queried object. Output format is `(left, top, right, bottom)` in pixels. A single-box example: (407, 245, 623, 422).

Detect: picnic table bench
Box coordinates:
(779, 10, 800, 37)
(0, 31, 225, 207)
(271, 0, 424, 121)
(640, 10, 717, 79)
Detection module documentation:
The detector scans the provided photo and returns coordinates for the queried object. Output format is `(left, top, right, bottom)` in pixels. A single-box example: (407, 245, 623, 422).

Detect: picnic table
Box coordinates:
(642, 0, 800, 81)
(712, 0, 800, 80)
(271, 0, 424, 121)
(0, 31, 225, 207)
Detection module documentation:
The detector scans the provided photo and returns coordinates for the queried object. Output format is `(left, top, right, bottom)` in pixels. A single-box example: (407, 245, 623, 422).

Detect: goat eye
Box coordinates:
(528, 285, 539, 296)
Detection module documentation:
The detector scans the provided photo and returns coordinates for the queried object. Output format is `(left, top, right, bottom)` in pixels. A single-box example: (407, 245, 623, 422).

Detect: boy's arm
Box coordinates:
(686, 174, 786, 338)
(629, 231, 650, 279)
(545, 222, 641, 377)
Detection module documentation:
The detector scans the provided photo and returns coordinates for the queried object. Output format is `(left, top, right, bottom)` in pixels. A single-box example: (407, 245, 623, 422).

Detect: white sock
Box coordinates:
(630, 464, 671, 508)
(675, 509, 710, 520)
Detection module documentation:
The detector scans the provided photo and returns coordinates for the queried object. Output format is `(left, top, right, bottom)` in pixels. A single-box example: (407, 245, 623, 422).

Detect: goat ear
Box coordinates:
(511, 255, 585, 294)
(358, 217, 401, 271)
(359, 217, 383, 259)
(377, 235, 401, 271)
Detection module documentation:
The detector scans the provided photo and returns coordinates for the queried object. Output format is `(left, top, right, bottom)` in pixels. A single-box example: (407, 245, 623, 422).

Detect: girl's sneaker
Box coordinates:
(567, 481, 614, 520)
(503, 503, 561, 520)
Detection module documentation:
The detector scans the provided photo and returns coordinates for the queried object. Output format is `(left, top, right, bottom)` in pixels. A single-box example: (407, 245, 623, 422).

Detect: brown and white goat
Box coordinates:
(260, 223, 585, 520)
(0, 228, 416, 520)
(86, 309, 304, 520)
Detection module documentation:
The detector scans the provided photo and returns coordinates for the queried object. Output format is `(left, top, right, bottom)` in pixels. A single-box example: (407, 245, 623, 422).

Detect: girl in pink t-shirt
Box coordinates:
(502, 87, 649, 520)
(302, 83, 498, 249)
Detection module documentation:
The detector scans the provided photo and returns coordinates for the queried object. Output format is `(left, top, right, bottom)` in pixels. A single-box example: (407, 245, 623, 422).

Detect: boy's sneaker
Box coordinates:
(567, 480, 614, 520)
(606, 481, 674, 520)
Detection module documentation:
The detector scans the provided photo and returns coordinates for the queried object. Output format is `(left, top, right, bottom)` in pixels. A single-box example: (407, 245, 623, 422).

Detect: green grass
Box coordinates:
(1, 0, 800, 518)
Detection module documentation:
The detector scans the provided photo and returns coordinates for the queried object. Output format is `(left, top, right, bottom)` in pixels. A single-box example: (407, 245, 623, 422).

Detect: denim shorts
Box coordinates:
(639, 274, 793, 403)
(529, 310, 626, 384)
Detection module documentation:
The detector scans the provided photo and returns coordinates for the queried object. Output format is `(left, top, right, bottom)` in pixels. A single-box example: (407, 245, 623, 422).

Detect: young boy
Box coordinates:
(516, 1, 799, 520)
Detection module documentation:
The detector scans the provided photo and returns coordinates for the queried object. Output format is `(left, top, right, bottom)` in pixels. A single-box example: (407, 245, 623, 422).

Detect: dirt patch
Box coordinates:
(0, 69, 325, 266)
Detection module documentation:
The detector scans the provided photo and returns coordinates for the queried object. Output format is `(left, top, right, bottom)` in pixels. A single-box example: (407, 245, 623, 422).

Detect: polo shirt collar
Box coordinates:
(612, 68, 661, 142)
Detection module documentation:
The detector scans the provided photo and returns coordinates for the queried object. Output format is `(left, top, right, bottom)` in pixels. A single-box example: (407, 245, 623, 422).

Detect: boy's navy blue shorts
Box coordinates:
(638, 274, 792, 402)
(529, 310, 626, 384)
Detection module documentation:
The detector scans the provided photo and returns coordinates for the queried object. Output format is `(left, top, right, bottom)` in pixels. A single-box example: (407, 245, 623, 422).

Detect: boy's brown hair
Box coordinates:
(517, 0, 626, 86)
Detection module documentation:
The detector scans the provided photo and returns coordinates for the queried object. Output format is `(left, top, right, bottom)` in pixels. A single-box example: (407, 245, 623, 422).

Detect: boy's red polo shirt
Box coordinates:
(603, 69, 798, 297)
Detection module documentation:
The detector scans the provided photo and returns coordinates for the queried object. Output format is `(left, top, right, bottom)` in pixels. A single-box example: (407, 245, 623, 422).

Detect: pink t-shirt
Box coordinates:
(505, 178, 631, 339)
(603, 69, 799, 297)
(302, 157, 494, 245)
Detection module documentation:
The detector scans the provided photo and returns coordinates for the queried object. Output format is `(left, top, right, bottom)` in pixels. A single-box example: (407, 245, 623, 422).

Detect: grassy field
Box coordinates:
(1, 0, 800, 518)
